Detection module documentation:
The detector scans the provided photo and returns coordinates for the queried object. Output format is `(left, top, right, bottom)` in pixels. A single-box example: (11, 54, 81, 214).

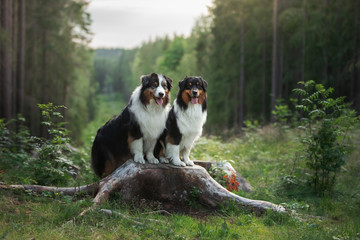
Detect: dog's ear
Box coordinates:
(200, 77, 208, 91)
(140, 74, 151, 86)
(164, 75, 173, 91)
(178, 79, 186, 90)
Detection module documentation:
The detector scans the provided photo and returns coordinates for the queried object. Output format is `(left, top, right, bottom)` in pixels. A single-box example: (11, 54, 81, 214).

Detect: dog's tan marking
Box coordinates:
(198, 90, 206, 105)
(143, 89, 155, 105)
(181, 89, 192, 104)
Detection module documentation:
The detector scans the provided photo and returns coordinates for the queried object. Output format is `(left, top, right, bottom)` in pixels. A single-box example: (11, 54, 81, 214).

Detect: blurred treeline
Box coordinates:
(0, 0, 95, 141)
(1, 0, 360, 141)
(96, 0, 360, 134)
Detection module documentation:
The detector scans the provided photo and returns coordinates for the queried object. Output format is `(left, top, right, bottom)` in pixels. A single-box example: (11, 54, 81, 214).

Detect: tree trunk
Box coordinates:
(1, 160, 283, 216)
(0, 0, 13, 121)
(262, 37, 267, 123)
(302, 0, 307, 83)
(16, 0, 25, 116)
(271, 0, 278, 122)
(278, 37, 284, 99)
(12, 0, 18, 119)
(233, 76, 239, 131)
(350, 0, 359, 107)
(40, 27, 47, 137)
(239, 20, 245, 129)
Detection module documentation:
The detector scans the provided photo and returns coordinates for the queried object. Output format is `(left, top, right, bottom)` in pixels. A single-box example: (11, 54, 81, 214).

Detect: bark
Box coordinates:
(1, 160, 284, 216)
(262, 38, 267, 123)
(239, 20, 245, 129)
(278, 37, 284, 99)
(0, 0, 12, 121)
(0, 183, 98, 196)
(271, 0, 278, 122)
(350, 0, 359, 106)
(16, 0, 25, 115)
(302, 0, 307, 83)
(12, 0, 18, 118)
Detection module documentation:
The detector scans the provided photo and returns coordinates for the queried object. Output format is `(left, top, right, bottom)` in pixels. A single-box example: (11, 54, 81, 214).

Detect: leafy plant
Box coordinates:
(293, 80, 359, 194)
(209, 161, 240, 192)
(208, 165, 228, 187)
(187, 186, 202, 208)
(0, 103, 81, 186)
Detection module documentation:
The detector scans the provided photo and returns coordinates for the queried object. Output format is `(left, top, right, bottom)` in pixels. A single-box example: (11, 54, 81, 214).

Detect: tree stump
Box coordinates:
(1, 160, 285, 215)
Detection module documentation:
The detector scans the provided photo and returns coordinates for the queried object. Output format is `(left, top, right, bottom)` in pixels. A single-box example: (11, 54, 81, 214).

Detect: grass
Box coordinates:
(1, 95, 360, 239)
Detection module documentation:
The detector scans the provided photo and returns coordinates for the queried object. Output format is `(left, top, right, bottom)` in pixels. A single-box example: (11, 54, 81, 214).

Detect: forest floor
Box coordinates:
(1, 94, 360, 239)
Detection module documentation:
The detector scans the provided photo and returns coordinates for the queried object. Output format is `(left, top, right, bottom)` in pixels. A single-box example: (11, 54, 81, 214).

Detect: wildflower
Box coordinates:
(224, 172, 240, 192)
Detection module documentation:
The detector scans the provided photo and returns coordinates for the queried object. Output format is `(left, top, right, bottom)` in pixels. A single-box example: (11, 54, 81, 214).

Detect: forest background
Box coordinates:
(1, 1, 360, 239)
(1, 0, 359, 143)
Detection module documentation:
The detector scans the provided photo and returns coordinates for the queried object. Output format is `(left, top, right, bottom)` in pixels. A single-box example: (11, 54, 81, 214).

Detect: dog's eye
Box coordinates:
(196, 82, 200, 86)
(161, 82, 166, 88)
(153, 82, 158, 87)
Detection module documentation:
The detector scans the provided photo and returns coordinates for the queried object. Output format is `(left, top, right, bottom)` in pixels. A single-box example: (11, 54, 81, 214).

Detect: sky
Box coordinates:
(88, 0, 213, 49)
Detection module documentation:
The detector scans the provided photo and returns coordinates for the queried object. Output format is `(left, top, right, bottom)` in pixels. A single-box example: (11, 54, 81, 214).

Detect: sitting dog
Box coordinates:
(91, 73, 172, 177)
(156, 76, 207, 166)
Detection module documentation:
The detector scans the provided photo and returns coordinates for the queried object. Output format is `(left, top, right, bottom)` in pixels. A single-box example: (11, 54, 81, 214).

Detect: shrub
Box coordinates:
(0, 103, 79, 186)
(293, 80, 359, 195)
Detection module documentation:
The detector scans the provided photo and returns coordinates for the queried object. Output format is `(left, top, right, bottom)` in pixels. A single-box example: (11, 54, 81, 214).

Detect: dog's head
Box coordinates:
(140, 73, 173, 107)
(177, 76, 207, 110)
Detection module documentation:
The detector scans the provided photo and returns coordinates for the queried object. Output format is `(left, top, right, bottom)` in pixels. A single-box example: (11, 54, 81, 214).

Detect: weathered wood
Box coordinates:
(1, 160, 284, 215)
(92, 160, 284, 214)
(194, 160, 253, 192)
(0, 183, 98, 196)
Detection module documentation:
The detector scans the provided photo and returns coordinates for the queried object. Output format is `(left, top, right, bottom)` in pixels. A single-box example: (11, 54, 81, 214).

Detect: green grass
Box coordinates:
(1, 96, 360, 239)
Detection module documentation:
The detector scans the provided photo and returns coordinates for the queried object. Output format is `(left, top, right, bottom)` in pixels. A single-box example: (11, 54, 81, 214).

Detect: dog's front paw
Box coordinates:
(159, 156, 169, 164)
(184, 158, 194, 166)
(171, 158, 186, 167)
(147, 156, 159, 164)
(134, 155, 146, 164)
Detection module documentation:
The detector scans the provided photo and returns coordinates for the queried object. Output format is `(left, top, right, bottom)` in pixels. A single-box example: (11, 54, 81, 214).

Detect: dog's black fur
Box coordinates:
(92, 73, 172, 177)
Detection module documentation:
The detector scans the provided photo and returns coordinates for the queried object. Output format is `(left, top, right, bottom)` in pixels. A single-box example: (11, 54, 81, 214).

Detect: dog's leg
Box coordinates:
(182, 146, 194, 166)
(159, 156, 169, 164)
(166, 143, 185, 167)
(130, 138, 145, 164)
(145, 140, 159, 164)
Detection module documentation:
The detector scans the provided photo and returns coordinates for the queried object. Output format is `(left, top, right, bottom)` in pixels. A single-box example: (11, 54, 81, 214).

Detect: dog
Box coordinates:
(156, 76, 207, 167)
(91, 73, 172, 177)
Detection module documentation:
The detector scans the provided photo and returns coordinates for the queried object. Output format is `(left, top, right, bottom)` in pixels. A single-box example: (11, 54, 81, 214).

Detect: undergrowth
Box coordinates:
(1, 92, 359, 239)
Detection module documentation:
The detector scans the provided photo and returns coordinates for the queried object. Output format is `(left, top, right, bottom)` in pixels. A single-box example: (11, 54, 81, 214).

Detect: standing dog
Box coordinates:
(156, 76, 207, 166)
(91, 73, 172, 177)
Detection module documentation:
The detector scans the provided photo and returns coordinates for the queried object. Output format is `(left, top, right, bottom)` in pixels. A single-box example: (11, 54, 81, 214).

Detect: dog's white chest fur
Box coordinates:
(129, 86, 169, 151)
(174, 100, 207, 147)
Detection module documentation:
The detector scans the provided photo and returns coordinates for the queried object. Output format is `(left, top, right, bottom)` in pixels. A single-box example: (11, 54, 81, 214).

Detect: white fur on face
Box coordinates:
(129, 86, 170, 162)
(154, 74, 166, 98)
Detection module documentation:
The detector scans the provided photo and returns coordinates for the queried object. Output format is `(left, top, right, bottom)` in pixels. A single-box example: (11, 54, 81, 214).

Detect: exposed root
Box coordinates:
(1, 159, 285, 224)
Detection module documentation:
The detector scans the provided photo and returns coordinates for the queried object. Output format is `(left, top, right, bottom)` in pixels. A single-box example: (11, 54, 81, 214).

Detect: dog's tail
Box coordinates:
(154, 129, 167, 159)
(91, 137, 105, 177)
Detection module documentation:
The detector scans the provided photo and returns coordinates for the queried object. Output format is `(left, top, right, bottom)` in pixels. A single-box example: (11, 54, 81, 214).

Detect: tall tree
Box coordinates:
(239, 19, 245, 129)
(16, 0, 25, 115)
(271, 0, 279, 122)
(0, 0, 13, 121)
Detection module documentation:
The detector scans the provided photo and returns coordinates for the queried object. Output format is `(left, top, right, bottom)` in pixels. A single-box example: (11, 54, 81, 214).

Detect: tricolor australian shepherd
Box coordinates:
(156, 76, 207, 167)
(91, 73, 172, 177)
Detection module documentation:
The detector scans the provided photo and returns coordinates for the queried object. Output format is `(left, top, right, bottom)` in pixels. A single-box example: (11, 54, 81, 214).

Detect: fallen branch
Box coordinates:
(0, 183, 98, 196)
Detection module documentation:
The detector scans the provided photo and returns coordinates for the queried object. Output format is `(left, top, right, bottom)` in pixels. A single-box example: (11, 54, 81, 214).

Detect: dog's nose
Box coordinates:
(158, 92, 164, 98)
(192, 90, 198, 96)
